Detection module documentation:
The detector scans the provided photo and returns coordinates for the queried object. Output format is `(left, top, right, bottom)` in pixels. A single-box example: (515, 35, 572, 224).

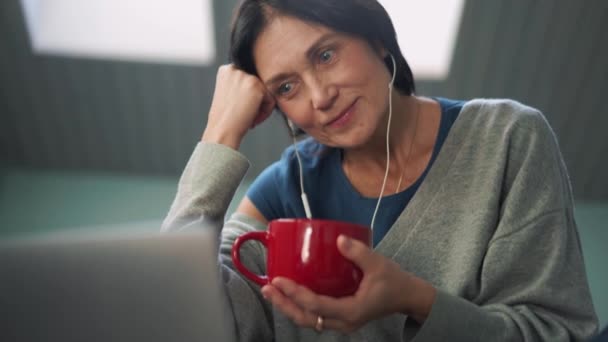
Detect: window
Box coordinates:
(378, 0, 466, 80)
(20, 0, 215, 66)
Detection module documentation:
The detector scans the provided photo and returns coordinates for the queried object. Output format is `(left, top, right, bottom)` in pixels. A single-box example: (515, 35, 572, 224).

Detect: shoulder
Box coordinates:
(458, 98, 556, 143)
(462, 98, 547, 128)
(445, 98, 564, 176)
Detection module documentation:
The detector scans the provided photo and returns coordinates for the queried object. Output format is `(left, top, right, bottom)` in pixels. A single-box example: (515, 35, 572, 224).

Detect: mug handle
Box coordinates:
(231, 231, 269, 286)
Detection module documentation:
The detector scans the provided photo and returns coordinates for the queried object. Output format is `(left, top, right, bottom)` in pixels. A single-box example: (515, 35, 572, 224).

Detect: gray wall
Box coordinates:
(1, 0, 607, 200)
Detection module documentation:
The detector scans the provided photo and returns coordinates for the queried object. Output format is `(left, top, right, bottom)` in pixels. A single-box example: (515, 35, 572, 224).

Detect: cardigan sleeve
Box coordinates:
(407, 108, 598, 341)
(161, 142, 274, 342)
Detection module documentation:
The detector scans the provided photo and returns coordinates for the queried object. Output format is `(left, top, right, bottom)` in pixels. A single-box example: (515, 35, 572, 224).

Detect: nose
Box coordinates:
(309, 75, 338, 111)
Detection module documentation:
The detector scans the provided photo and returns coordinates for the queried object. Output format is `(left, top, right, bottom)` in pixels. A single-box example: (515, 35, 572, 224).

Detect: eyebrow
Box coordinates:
(263, 33, 338, 88)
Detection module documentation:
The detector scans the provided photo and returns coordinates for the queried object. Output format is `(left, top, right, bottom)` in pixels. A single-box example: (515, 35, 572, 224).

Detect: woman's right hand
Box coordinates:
(202, 64, 276, 150)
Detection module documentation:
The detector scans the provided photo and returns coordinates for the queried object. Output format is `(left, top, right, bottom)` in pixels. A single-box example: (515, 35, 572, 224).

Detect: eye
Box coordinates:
(277, 82, 293, 95)
(319, 49, 335, 64)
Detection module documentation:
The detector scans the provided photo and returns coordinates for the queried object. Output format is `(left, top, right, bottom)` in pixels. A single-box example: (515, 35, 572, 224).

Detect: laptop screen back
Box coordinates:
(0, 231, 235, 342)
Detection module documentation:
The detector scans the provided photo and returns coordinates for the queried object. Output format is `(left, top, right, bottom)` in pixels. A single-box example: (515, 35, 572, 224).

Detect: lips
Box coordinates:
(326, 99, 358, 128)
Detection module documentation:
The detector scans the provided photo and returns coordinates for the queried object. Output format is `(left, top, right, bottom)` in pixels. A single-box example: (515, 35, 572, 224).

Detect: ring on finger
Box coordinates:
(315, 315, 324, 332)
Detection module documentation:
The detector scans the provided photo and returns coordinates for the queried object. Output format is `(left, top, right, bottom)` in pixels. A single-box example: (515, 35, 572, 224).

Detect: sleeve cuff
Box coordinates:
(409, 290, 505, 342)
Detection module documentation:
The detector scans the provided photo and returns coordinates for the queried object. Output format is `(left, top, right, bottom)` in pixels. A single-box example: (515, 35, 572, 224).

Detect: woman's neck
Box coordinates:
(344, 94, 420, 172)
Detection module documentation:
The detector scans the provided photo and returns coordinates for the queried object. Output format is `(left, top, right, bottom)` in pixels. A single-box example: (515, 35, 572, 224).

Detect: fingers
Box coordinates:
(206, 63, 275, 143)
(261, 284, 317, 328)
(322, 317, 358, 334)
(251, 91, 276, 128)
(263, 278, 367, 334)
(262, 281, 354, 333)
(224, 63, 275, 129)
(271, 278, 357, 320)
(337, 235, 377, 272)
(272, 278, 330, 313)
(261, 242, 402, 335)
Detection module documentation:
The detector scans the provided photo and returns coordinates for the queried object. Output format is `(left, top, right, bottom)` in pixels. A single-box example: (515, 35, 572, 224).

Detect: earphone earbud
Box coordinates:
(388, 53, 397, 89)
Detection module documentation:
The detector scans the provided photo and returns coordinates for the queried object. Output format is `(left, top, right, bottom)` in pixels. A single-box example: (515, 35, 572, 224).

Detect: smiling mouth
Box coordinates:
(326, 99, 358, 127)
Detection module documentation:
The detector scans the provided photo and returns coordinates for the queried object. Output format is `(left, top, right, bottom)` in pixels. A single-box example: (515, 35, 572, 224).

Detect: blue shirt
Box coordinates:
(247, 98, 464, 246)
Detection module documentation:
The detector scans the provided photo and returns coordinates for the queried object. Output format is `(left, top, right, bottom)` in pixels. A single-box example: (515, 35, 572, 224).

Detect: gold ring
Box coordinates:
(315, 315, 324, 332)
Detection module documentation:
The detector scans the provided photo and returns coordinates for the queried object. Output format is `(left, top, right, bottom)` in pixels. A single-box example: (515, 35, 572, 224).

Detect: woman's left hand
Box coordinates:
(261, 236, 437, 334)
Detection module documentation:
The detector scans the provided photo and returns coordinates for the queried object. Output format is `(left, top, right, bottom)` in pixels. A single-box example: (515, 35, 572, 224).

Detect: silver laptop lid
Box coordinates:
(0, 230, 235, 342)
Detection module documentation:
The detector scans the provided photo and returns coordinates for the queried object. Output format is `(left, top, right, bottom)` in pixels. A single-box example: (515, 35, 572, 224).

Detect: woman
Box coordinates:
(162, 0, 598, 340)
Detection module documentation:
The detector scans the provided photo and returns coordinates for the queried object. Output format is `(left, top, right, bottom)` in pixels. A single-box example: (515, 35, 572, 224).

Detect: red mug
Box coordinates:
(231, 218, 372, 297)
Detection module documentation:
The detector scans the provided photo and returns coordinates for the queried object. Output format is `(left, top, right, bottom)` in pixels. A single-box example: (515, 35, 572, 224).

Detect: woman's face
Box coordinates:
(253, 14, 392, 149)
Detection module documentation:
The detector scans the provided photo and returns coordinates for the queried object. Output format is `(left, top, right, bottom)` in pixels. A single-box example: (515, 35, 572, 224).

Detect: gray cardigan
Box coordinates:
(162, 99, 598, 341)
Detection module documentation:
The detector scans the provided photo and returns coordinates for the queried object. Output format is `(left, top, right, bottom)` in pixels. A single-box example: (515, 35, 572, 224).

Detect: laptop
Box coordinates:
(0, 230, 236, 342)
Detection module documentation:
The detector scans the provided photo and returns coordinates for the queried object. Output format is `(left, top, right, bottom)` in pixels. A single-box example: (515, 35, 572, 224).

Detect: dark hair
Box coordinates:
(230, 0, 416, 96)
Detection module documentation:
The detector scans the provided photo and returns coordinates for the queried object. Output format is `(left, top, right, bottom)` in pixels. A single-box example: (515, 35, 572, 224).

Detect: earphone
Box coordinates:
(289, 53, 398, 228)
(370, 53, 397, 230)
(288, 119, 313, 219)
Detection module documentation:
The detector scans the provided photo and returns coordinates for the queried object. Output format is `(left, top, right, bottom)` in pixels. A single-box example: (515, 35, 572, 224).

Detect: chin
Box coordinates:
(323, 132, 372, 150)
(310, 121, 377, 149)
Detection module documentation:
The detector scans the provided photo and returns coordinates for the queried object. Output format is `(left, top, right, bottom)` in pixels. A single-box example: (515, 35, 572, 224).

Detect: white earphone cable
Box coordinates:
(290, 122, 313, 219)
(370, 53, 397, 230)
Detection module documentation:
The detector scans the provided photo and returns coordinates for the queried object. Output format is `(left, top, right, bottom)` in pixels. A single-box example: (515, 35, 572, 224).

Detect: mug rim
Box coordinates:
(269, 218, 370, 231)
